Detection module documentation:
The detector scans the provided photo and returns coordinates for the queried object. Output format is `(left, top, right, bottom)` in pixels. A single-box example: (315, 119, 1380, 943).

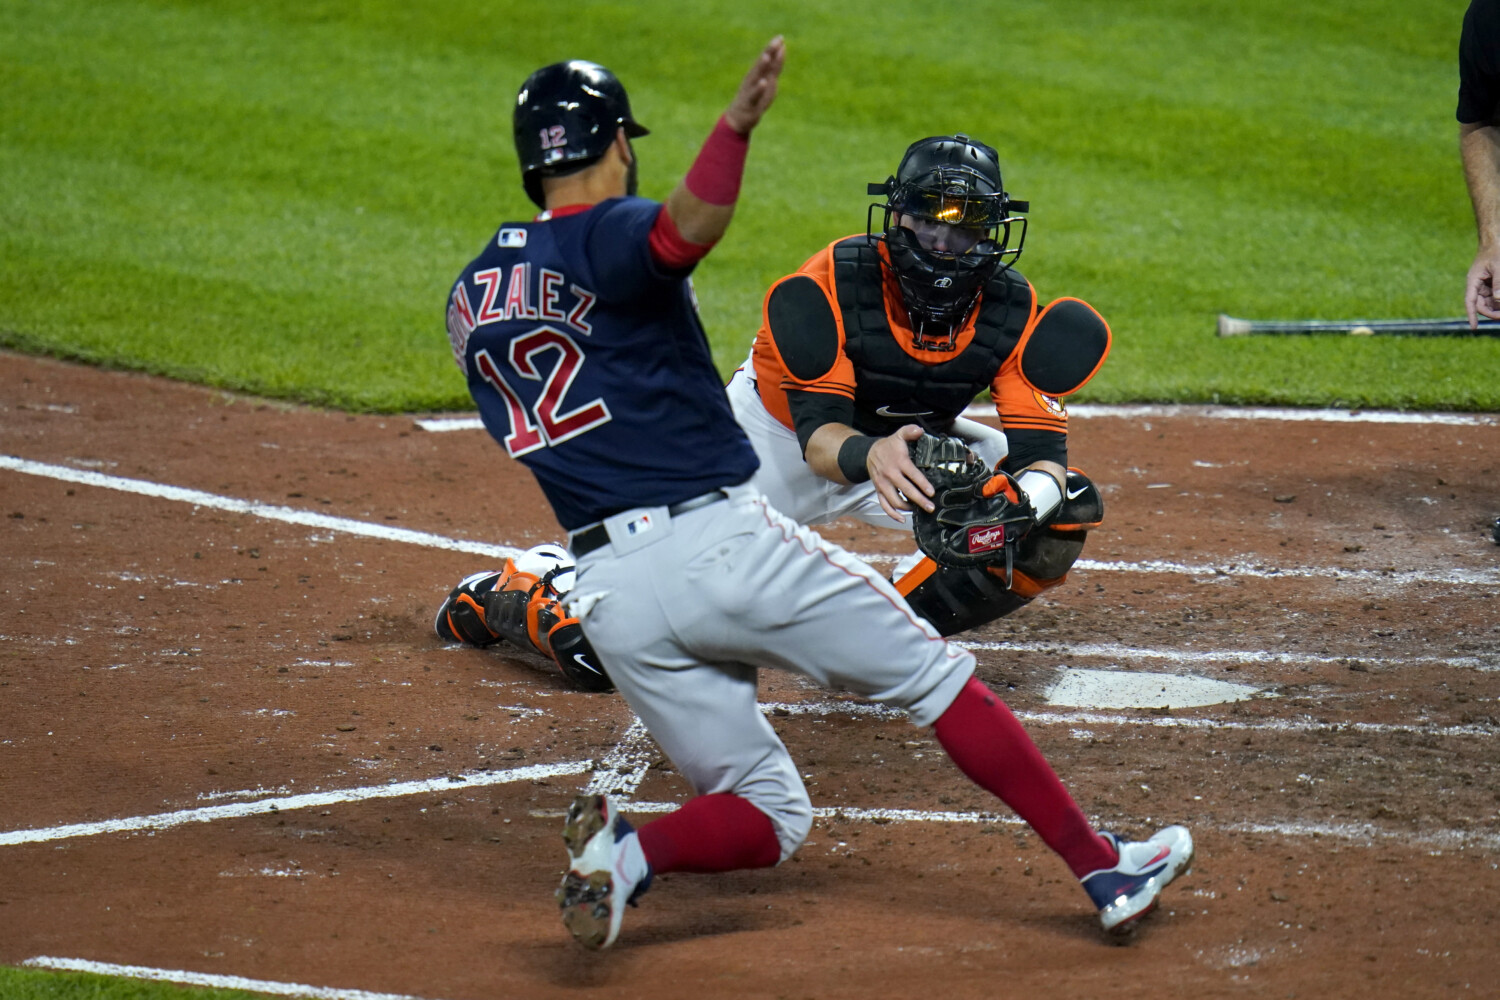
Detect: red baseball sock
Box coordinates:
(933, 676, 1118, 878)
(636, 793, 782, 874)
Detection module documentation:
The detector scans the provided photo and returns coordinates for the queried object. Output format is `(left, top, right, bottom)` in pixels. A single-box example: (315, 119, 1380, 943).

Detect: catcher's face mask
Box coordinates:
(896, 213, 986, 254)
(866, 134, 1029, 352)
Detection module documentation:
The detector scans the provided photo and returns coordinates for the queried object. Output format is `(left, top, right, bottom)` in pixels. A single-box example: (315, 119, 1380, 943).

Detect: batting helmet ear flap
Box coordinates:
(1015, 297, 1112, 397)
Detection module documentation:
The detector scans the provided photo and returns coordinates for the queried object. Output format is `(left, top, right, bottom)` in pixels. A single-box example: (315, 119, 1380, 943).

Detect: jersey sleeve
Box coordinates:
(991, 350, 1067, 469)
(581, 197, 685, 301)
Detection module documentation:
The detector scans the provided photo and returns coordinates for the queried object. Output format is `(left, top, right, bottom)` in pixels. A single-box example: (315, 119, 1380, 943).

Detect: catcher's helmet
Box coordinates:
(867, 134, 1028, 351)
(513, 60, 650, 208)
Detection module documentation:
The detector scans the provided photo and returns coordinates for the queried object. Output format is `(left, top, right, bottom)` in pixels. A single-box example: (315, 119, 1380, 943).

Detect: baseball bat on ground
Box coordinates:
(1216, 314, 1500, 337)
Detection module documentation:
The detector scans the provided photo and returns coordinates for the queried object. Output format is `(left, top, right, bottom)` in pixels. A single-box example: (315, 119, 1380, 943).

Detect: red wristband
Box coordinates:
(684, 116, 750, 206)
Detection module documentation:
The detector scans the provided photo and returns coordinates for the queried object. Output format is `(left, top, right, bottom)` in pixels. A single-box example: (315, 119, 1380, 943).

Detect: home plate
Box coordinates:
(1043, 667, 1265, 709)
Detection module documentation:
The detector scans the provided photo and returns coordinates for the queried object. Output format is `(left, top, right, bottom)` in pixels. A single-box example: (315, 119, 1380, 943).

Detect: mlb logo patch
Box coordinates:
(498, 228, 528, 248)
(626, 513, 654, 536)
(967, 524, 1007, 554)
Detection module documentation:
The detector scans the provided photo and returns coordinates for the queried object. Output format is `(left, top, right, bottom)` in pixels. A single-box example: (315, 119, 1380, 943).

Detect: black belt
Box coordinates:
(569, 490, 730, 557)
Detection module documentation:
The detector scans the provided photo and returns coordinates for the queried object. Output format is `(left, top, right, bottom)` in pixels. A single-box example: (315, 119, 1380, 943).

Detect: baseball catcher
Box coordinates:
(726, 133, 1111, 638)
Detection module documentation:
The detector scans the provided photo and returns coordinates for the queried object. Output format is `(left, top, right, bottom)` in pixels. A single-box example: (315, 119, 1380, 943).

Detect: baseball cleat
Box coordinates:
(556, 794, 651, 950)
(1081, 825, 1194, 934)
(433, 568, 508, 645)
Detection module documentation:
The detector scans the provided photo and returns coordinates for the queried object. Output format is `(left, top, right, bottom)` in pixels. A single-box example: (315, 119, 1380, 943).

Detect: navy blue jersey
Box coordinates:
(446, 196, 758, 530)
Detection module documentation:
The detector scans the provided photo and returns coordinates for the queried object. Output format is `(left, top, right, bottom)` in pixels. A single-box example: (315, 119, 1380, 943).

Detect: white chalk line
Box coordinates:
(0, 454, 521, 561)
(853, 550, 1500, 588)
(6, 696, 1492, 850)
(416, 402, 1500, 432)
(0, 760, 590, 847)
(2, 454, 1494, 849)
(1071, 557, 1500, 588)
(6, 451, 1491, 711)
(6, 452, 1495, 591)
(599, 700, 1500, 849)
(613, 800, 1500, 852)
(583, 717, 656, 798)
(21, 957, 446, 1000)
(752, 699, 1499, 740)
(1044, 403, 1498, 427)
(956, 638, 1496, 673)
(1009, 706, 1497, 740)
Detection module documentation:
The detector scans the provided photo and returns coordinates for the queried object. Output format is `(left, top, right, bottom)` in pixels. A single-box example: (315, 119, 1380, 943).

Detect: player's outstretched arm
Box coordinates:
(649, 36, 785, 265)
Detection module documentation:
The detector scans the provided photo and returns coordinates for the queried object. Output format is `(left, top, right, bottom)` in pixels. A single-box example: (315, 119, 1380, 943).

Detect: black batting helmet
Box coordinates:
(867, 134, 1028, 351)
(513, 60, 650, 208)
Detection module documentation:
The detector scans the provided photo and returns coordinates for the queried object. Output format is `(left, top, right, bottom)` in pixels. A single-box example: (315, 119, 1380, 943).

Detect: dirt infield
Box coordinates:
(2, 349, 1498, 1000)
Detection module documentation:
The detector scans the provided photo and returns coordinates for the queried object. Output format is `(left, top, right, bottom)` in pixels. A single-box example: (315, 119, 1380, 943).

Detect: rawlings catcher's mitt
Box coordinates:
(909, 434, 1038, 577)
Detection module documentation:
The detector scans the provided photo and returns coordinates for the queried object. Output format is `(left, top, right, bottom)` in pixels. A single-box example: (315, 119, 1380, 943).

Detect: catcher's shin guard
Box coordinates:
(434, 568, 510, 646)
(1052, 467, 1104, 534)
(486, 567, 613, 692)
(896, 469, 1104, 637)
(546, 620, 612, 693)
(896, 557, 1033, 636)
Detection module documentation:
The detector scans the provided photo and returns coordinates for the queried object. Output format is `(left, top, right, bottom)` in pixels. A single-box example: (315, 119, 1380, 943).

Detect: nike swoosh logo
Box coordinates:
(875, 405, 934, 418)
(1065, 485, 1088, 500)
(573, 654, 599, 673)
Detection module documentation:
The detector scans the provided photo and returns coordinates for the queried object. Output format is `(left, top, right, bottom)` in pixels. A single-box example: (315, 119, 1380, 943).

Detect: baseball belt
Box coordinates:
(569, 489, 730, 558)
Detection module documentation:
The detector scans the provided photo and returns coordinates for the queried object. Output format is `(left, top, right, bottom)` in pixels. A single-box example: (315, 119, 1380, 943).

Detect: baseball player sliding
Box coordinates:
(442, 39, 1193, 950)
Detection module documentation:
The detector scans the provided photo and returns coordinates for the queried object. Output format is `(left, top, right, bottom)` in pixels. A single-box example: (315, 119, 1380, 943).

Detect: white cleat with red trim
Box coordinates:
(1081, 825, 1194, 934)
(555, 794, 653, 950)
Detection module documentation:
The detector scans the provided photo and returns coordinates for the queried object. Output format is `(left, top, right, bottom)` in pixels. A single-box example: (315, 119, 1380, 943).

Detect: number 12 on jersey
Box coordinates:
(474, 326, 612, 457)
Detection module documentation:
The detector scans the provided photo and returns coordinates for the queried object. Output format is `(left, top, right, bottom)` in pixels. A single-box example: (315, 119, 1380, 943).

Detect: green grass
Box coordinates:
(0, 965, 275, 1000)
(0, 0, 1493, 415)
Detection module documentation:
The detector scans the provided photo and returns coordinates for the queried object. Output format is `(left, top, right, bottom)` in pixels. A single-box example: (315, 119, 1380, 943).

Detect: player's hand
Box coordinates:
(723, 36, 785, 135)
(1465, 243, 1500, 328)
(868, 425, 935, 522)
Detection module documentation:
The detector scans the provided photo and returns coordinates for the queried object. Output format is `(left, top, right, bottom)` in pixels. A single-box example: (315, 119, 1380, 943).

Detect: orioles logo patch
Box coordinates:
(967, 524, 1007, 554)
(1033, 389, 1066, 416)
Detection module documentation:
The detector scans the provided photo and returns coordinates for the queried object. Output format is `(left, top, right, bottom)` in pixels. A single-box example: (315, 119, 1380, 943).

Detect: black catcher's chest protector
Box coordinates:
(831, 238, 1032, 437)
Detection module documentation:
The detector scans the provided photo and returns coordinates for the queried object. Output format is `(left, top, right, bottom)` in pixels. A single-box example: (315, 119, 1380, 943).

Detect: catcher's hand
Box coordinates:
(908, 434, 1038, 574)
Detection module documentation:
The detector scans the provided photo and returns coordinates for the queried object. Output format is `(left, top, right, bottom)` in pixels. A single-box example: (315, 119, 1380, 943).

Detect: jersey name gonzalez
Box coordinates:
(449, 197, 758, 530)
(446, 264, 597, 371)
(448, 264, 608, 457)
